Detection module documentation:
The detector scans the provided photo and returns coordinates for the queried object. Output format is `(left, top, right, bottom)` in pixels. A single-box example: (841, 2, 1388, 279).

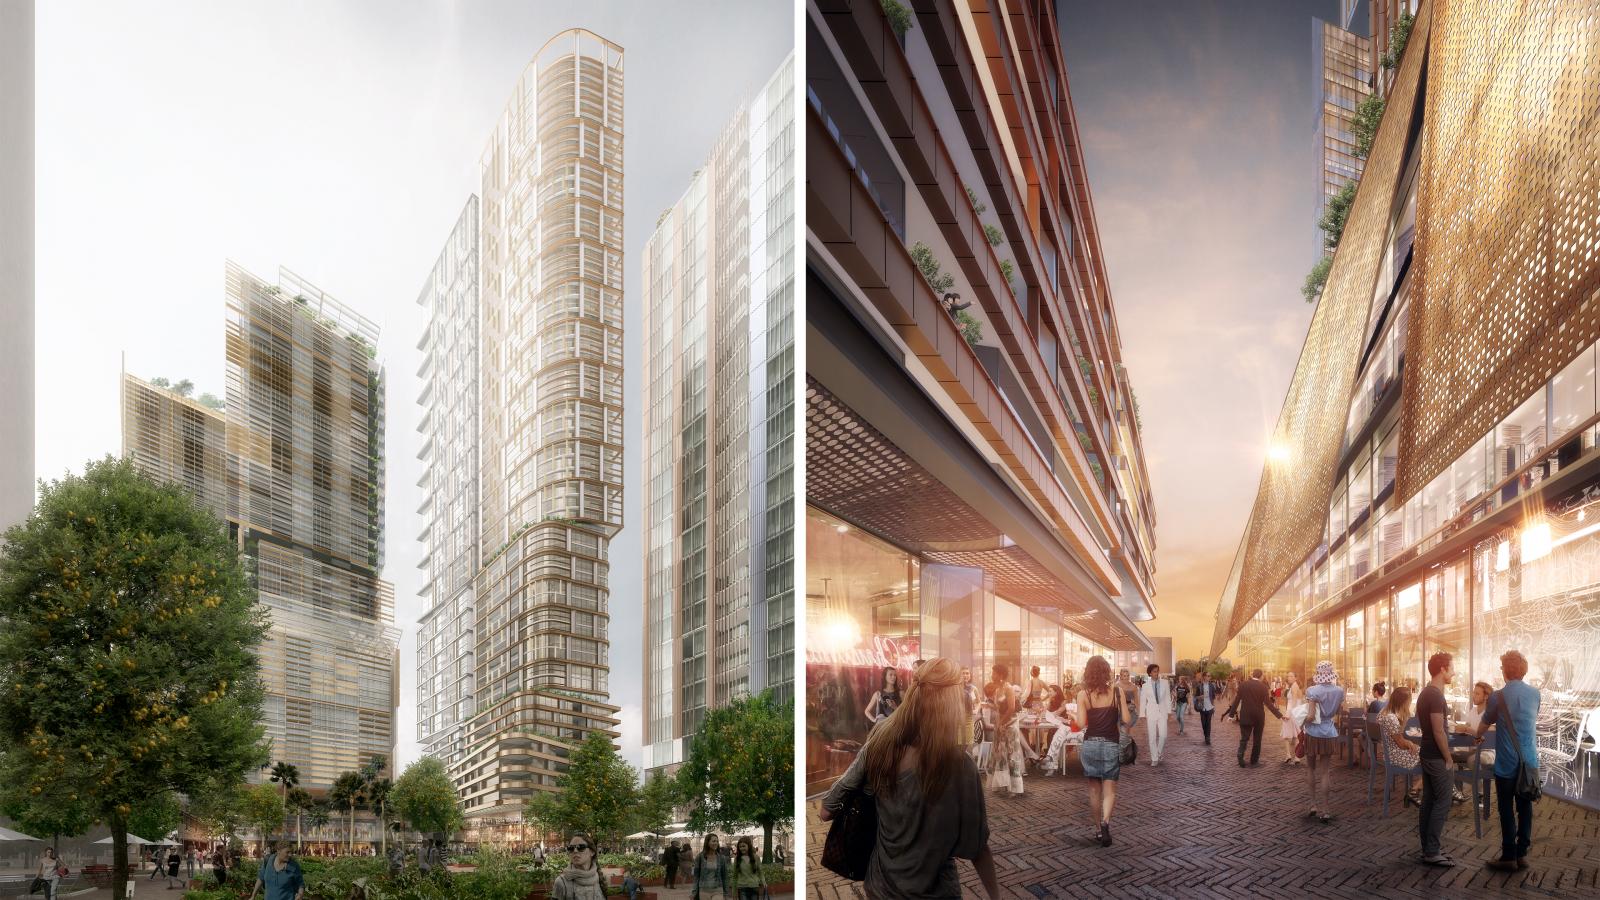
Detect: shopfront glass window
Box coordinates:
(1498, 389, 1548, 479)
(1394, 582, 1423, 692)
(1472, 485, 1600, 805)
(1370, 597, 1391, 691)
(1550, 343, 1596, 441)
(1426, 562, 1471, 712)
(921, 563, 985, 671)
(1344, 610, 1365, 696)
(805, 508, 921, 792)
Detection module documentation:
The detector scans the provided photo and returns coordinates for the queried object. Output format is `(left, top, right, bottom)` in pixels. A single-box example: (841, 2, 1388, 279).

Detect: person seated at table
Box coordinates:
(1379, 686, 1424, 806)
(1457, 681, 1495, 769)
(1046, 684, 1069, 715)
(1368, 681, 1388, 716)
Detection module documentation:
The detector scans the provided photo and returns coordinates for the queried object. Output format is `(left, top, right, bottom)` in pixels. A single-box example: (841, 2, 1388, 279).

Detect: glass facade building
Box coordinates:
(416, 197, 481, 780)
(120, 261, 400, 792)
(805, 1, 1157, 793)
(412, 30, 624, 840)
(1218, 0, 1600, 808)
(641, 54, 795, 779)
(1312, 18, 1371, 260)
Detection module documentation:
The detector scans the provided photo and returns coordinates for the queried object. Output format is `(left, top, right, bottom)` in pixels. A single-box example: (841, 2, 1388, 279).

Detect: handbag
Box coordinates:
(1494, 692, 1542, 802)
(1294, 730, 1307, 759)
(1113, 686, 1138, 765)
(820, 785, 877, 881)
(29, 878, 45, 895)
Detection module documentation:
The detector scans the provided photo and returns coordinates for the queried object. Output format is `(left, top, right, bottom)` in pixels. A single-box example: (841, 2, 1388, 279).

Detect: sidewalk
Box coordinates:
(808, 719, 1600, 897)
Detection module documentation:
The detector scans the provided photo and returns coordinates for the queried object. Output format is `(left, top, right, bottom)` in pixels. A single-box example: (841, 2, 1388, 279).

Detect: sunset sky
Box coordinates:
(1060, 0, 1342, 660)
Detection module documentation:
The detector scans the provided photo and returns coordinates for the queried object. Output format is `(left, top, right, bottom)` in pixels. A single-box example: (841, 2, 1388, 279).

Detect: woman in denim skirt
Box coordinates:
(1076, 655, 1133, 847)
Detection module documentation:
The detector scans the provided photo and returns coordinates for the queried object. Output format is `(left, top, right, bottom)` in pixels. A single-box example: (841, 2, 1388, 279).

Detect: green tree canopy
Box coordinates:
(1302, 254, 1333, 303)
(128, 791, 182, 844)
(0, 457, 270, 897)
(1351, 92, 1385, 160)
(676, 692, 793, 863)
(1318, 180, 1358, 251)
(632, 771, 679, 837)
(240, 781, 286, 855)
(525, 732, 638, 846)
(390, 756, 463, 840)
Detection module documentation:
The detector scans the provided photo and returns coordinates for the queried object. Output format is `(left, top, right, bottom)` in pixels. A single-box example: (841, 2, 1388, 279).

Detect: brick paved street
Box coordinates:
(807, 720, 1600, 898)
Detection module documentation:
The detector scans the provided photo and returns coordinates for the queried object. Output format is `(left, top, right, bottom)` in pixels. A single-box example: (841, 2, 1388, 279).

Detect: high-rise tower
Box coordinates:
(416, 30, 624, 837)
(122, 263, 399, 792)
(641, 55, 795, 779)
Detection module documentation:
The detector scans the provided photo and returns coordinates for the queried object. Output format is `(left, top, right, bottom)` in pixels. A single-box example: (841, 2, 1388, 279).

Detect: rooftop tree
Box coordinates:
(0, 457, 269, 899)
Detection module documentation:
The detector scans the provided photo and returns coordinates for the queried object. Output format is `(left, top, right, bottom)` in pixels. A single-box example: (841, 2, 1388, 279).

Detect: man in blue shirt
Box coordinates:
(1474, 649, 1541, 872)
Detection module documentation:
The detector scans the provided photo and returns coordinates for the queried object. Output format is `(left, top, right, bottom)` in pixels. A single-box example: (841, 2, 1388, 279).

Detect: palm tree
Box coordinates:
(329, 772, 366, 856)
(287, 788, 314, 852)
(269, 762, 300, 801)
(306, 804, 331, 853)
(359, 755, 391, 857)
(366, 778, 393, 857)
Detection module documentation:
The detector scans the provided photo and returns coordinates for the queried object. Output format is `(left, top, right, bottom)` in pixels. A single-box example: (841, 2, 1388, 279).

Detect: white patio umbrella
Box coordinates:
(0, 825, 43, 842)
(623, 831, 658, 841)
(94, 834, 159, 846)
(664, 830, 696, 840)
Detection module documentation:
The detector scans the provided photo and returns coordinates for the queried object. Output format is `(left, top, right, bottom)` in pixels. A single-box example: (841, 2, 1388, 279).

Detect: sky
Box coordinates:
(34, 0, 793, 770)
(1059, 0, 1343, 661)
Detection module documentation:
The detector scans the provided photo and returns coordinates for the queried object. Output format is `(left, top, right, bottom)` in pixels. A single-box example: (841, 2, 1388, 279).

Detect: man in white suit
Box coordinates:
(1139, 663, 1174, 766)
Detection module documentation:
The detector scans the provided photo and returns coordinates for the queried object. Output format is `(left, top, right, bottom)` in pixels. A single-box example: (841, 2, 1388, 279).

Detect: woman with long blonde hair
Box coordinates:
(820, 658, 999, 900)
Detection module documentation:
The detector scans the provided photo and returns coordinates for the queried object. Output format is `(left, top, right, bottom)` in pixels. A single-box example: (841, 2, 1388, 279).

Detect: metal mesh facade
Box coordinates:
(640, 56, 796, 776)
(124, 264, 398, 792)
(121, 376, 230, 519)
(464, 29, 624, 821)
(1226, 2, 1432, 639)
(416, 197, 482, 773)
(1397, 0, 1600, 503)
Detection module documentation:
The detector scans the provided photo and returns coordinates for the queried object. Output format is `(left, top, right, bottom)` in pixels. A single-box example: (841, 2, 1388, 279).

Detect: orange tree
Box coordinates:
(526, 731, 639, 847)
(0, 458, 269, 899)
(676, 691, 793, 862)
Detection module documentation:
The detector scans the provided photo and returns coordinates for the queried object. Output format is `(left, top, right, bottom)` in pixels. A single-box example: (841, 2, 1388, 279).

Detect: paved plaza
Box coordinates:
(807, 721, 1600, 898)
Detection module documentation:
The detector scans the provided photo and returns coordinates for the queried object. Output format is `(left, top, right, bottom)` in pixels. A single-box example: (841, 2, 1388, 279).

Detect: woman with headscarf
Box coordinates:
(551, 832, 607, 900)
(1303, 660, 1347, 823)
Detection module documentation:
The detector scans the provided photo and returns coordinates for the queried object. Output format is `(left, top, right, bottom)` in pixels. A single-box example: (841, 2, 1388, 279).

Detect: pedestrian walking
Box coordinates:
(213, 844, 229, 888)
(1076, 655, 1133, 848)
(1280, 672, 1305, 765)
(1302, 661, 1346, 822)
(689, 835, 730, 900)
(663, 841, 680, 889)
(166, 845, 182, 889)
(1174, 675, 1190, 735)
(1194, 671, 1220, 745)
(1222, 668, 1283, 767)
(246, 840, 304, 900)
(820, 657, 999, 899)
(149, 846, 165, 881)
(1116, 669, 1140, 724)
(864, 667, 902, 727)
(1416, 652, 1457, 866)
(548, 833, 605, 900)
(731, 837, 765, 900)
(985, 664, 1025, 795)
(1138, 663, 1173, 765)
(1475, 650, 1541, 873)
(35, 847, 61, 900)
